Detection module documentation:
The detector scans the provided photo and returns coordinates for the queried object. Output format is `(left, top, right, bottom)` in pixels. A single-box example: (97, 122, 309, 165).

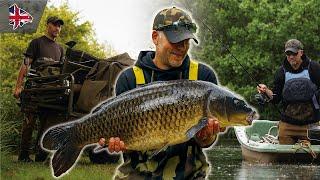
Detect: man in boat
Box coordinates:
(107, 7, 221, 179)
(257, 39, 320, 144)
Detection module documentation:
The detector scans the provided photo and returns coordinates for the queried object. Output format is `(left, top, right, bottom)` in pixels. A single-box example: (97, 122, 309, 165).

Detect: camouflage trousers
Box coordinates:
(114, 162, 208, 180)
(20, 113, 36, 152)
(114, 146, 209, 180)
(20, 111, 66, 154)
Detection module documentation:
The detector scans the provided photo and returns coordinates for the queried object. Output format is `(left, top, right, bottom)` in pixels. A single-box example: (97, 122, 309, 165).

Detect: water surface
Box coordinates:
(206, 139, 320, 179)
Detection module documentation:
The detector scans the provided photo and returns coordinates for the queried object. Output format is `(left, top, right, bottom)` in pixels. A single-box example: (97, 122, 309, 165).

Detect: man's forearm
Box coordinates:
(15, 64, 28, 88)
(15, 57, 32, 88)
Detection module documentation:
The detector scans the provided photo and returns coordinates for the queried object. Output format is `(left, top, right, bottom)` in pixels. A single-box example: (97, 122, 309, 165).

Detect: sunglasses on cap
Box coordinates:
(155, 21, 197, 33)
(285, 51, 298, 56)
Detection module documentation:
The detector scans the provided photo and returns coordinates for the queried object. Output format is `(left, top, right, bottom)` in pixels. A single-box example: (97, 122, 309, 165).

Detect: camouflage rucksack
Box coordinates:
(76, 53, 135, 112)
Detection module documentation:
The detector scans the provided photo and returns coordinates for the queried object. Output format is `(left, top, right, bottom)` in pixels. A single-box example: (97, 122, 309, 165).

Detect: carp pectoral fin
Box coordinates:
(186, 118, 208, 139)
(148, 143, 169, 159)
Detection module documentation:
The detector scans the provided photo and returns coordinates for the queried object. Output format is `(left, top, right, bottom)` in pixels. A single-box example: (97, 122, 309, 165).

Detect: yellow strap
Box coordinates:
(133, 60, 198, 85)
(189, 60, 199, 80)
(132, 66, 145, 85)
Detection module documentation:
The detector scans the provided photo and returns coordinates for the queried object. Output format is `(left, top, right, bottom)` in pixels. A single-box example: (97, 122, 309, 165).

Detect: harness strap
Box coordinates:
(313, 95, 320, 110)
(133, 59, 199, 85)
(189, 60, 198, 81)
(132, 66, 145, 85)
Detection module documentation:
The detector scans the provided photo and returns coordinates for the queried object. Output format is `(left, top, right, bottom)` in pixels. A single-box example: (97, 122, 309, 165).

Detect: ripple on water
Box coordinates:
(206, 144, 320, 179)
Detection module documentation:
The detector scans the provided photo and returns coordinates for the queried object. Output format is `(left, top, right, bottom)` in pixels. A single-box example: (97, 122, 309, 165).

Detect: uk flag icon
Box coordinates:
(9, 3, 33, 30)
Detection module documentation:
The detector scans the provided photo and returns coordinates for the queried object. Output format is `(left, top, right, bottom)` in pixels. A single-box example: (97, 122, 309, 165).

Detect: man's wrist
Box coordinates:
(195, 134, 217, 148)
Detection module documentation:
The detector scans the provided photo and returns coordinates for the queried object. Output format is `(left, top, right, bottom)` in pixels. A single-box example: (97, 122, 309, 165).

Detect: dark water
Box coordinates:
(206, 139, 320, 180)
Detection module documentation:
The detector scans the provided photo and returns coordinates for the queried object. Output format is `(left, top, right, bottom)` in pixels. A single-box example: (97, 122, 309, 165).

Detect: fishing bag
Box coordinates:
(65, 47, 100, 66)
(281, 65, 320, 125)
(76, 53, 135, 112)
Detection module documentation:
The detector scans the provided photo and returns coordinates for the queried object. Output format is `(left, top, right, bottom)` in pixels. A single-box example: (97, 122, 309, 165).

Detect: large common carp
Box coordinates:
(41, 80, 256, 177)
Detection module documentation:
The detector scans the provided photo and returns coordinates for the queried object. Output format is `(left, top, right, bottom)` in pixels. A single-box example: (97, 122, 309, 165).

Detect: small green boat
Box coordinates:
(234, 120, 320, 163)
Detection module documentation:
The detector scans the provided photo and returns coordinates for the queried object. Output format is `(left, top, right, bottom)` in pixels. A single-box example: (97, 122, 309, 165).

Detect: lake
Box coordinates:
(206, 138, 320, 179)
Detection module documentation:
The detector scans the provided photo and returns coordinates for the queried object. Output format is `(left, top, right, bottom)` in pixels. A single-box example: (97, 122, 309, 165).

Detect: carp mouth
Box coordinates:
(246, 111, 257, 125)
(224, 110, 257, 127)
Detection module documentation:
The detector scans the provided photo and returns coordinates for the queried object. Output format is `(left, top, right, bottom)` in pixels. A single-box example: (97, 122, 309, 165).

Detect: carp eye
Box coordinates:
(233, 98, 245, 107)
(233, 99, 240, 105)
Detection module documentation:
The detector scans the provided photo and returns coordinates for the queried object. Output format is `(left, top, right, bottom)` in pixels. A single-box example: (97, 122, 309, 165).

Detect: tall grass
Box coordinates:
(0, 91, 22, 153)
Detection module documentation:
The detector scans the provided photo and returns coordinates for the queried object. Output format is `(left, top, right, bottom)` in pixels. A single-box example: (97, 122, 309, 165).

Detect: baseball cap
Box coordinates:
(153, 7, 198, 44)
(47, 16, 64, 25)
(285, 39, 303, 53)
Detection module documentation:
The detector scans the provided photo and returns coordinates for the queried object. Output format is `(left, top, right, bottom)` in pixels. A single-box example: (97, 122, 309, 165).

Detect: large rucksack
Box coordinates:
(76, 53, 135, 112)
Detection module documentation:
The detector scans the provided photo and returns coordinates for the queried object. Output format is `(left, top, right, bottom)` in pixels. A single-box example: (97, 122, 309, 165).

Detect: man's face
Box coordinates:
(285, 50, 303, 69)
(154, 31, 189, 69)
(47, 22, 62, 39)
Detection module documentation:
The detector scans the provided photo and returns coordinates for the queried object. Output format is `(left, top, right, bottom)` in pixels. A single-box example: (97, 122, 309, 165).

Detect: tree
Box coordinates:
(0, 3, 114, 93)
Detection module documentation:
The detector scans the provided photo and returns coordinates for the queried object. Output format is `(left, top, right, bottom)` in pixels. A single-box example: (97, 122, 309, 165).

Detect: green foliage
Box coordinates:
(0, 3, 113, 152)
(190, 0, 320, 120)
(0, 3, 112, 93)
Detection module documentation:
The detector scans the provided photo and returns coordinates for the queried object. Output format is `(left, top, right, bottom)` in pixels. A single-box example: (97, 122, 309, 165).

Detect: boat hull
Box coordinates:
(235, 120, 320, 164)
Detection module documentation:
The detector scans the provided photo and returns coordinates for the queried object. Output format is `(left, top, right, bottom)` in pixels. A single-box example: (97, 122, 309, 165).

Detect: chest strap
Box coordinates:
(133, 66, 145, 85)
(189, 60, 199, 80)
(133, 60, 199, 85)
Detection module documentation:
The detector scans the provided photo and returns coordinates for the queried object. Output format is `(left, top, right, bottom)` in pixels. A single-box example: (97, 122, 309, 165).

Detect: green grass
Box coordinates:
(0, 153, 119, 180)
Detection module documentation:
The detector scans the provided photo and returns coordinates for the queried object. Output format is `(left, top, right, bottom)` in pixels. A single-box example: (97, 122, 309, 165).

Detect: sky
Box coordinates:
(48, 0, 189, 58)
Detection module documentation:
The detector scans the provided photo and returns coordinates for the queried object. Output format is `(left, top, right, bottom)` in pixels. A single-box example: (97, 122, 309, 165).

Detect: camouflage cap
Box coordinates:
(153, 7, 198, 44)
(47, 16, 64, 25)
(285, 39, 303, 53)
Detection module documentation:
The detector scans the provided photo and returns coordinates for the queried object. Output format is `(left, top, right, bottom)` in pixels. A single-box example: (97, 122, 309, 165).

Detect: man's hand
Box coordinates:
(195, 117, 220, 147)
(108, 137, 125, 153)
(13, 86, 23, 99)
(257, 84, 273, 99)
(196, 118, 220, 140)
(98, 138, 106, 146)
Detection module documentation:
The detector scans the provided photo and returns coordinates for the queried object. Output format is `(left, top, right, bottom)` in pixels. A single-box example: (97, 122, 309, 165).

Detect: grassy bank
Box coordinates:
(0, 153, 119, 180)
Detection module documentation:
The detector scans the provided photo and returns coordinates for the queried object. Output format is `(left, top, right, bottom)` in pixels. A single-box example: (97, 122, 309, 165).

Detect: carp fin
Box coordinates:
(42, 126, 71, 151)
(42, 124, 84, 178)
(148, 143, 169, 159)
(51, 143, 84, 177)
(186, 118, 208, 139)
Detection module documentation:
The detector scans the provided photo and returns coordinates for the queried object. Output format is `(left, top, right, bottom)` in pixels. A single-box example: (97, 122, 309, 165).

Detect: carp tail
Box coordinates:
(41, 124, 84, 178)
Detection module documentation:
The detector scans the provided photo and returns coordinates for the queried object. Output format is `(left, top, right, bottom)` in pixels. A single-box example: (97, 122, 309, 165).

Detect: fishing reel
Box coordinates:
(254, 93, 270, 106)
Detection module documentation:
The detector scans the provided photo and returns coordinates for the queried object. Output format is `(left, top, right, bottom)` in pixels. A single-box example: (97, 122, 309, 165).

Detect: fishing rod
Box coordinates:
(179, 0, 282, 113)
(180, 0, 260, 84)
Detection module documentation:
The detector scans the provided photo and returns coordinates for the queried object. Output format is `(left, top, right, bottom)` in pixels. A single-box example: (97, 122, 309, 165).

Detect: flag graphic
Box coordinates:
(9, 3, 33, 30)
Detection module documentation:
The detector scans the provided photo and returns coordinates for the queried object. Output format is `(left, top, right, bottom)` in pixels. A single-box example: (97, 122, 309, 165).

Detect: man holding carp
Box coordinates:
(40, 6, 255, 179)
(110, 7, 221, 180)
